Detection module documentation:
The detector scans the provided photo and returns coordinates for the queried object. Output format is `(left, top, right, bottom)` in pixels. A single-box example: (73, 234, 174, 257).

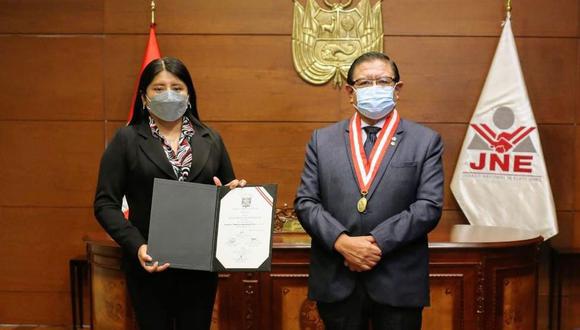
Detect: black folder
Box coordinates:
(147, 178, 277, 272)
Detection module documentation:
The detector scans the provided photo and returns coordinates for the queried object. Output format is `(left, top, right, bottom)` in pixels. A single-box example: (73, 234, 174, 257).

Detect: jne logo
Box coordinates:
(467, 106, 537, 174)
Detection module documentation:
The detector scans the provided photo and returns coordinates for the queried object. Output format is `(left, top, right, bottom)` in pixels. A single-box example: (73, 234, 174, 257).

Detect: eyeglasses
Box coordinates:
(351, 77, 396, 88)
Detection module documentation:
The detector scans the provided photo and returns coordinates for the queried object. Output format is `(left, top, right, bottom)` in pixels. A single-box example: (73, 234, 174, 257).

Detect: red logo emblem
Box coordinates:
(467, 107, 536, 174)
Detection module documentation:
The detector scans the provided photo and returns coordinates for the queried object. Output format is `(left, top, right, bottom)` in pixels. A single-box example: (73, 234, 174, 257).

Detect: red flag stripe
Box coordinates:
(127, 24, 162, 124)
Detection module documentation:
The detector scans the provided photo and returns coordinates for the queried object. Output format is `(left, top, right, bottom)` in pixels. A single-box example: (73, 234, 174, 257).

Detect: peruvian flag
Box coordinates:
(127, 24, 161, 123)
(450, 14, 558, 239)
(123, 24, 161, 218)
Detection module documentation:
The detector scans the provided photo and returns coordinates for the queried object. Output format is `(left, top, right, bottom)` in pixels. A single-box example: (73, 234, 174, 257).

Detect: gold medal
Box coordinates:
(357, 191, 368, 213)
(357, 197, 367, 213)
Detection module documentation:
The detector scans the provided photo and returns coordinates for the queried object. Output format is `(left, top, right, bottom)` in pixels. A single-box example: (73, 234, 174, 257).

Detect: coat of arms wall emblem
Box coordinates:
(292, 0, 384, 87)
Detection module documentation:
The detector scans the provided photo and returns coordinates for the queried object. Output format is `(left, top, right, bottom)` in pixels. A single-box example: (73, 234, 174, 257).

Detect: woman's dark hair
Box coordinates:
(346, 52, 400, 85)
(129, 57, 199, 125)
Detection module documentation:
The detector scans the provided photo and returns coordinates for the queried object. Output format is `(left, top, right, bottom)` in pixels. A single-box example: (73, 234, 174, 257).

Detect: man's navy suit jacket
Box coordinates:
(295, 116, 444, 307)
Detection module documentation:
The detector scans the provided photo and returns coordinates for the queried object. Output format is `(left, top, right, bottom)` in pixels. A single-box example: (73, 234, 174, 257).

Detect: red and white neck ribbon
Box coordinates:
(349, 110, 400, 193)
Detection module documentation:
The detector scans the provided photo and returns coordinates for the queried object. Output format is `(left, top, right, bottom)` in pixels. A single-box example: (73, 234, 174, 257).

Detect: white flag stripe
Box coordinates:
(351, 115, 364, 179)
(450, 15, 558, 239)
(364, 110, 398, 184)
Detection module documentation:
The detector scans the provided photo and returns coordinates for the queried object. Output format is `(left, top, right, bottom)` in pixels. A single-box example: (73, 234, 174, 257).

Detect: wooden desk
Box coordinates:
(86, 225, 542, 330)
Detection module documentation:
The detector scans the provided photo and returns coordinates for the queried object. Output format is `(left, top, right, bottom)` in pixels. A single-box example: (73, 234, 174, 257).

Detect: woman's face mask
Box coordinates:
(144, 70, 190, 122)
(146, 90, 189, 122)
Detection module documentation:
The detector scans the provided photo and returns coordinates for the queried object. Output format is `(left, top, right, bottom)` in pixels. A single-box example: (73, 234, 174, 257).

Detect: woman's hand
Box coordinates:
(213, 176, 247, 189)
(137, 244, 170, 273)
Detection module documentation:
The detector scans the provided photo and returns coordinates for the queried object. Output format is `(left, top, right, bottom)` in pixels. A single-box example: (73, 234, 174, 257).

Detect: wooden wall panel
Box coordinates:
(102, 121, 474, 233)
(105, 35, 577, 124)
(99, 122, 504, 220)
(575, 213, 580, 249)
(104, 121, 324, 207)
(351, 37, 494, 123)
(103, 0, 578, 37)
(577, 39, 580, 273)
(577, 39, 580, 123)
(383, 0, 578, 37)
(0, 0, 103, 34)
(102, 121, 575, 212)
(0, 0, 577, 328)
(104, 121, 323, 207)
(0, 122, 104, 207)
(576, 123, 580, 211)
(0, 36, 104, 121)
(105, 121, 125, 143)
(517, 38, 578, 124)
(104, 35, 342, 122)
(550, 212, 575, 249)
(211, 122, 325, 205)
(104, 0, 291, 35)
(0, 326, 65, 330)
(425, 123, 466, 210)
(0, 207, 98, 291)
(354, 37, 576, 124)
(167, 36, 341, 123)
(0, 291, 70, 325)
(538, 125, 575, 211)
(103, 36, 147, 121)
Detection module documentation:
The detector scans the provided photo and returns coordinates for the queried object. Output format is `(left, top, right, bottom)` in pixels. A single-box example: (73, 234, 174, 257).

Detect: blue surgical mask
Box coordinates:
(353, 85, 396, 120)
(146, 90, 189, 122)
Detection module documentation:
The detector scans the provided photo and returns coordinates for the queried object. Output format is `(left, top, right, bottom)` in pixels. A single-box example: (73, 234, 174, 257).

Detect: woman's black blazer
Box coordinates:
(94, 115, 235, 260)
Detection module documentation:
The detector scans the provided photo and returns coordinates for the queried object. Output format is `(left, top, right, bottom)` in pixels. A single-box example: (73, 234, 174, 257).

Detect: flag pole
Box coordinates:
(151, 0, 156, 26)
(504, 0, 511, 21)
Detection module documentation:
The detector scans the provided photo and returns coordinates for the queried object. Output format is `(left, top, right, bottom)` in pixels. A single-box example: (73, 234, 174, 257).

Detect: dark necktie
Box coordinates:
(363, 126, 381, 158)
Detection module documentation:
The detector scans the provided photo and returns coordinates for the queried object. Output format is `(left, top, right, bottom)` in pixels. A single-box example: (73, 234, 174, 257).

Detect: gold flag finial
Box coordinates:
(506, 0, 512, 13)
(151, 0, 156, 25)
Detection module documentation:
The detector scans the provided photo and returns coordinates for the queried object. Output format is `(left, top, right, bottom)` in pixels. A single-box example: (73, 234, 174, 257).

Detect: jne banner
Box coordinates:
(450, 14, 558, 239)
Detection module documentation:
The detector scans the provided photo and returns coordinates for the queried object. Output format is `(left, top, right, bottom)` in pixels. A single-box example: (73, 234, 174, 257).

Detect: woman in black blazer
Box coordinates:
(94, 57, 244, 329)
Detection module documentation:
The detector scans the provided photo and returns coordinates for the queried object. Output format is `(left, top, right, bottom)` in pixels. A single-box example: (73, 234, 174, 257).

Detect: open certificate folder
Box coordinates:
(147, 178, 277, 272)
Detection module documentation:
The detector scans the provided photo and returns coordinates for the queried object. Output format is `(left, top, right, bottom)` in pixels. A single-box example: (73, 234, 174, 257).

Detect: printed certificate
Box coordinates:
(215, 187, 274, 269)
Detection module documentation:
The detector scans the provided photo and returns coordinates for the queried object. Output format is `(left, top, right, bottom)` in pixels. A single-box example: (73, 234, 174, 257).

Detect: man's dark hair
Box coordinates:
(129, 56, 200, 125)
(346, 52, 400, 85)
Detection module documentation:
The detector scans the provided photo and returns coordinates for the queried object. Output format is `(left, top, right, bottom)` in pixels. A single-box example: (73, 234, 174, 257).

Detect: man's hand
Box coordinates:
(213, 176, 247, 189)
(334, 234, 382, 272)
(137, 244, 170, 273)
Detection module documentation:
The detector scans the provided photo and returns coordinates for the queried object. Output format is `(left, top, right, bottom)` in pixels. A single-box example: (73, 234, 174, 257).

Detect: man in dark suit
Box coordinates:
(295, 52, 444, 330)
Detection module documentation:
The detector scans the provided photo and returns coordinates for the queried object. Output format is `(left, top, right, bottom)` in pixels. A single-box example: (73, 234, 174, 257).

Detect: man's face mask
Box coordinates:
(353, 85, 396, 120)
